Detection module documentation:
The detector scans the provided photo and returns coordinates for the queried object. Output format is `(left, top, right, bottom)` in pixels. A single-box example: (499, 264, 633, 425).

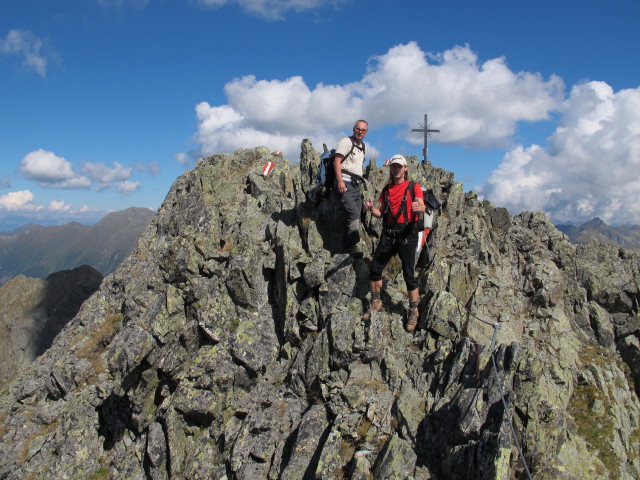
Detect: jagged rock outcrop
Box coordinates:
(0, 144, 638, 480)
(0, 264, 103, 387)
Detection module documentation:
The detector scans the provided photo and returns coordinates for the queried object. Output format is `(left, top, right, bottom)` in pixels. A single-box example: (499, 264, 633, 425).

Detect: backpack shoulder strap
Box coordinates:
(335, 137, 356, 164)
(408, 181, 416, 201)
(343, 136, 365, 161)
(381, 184, 391, 215)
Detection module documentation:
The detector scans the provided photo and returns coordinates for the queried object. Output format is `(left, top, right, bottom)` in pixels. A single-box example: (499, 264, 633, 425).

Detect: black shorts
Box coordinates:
(369, 223, 419, 291)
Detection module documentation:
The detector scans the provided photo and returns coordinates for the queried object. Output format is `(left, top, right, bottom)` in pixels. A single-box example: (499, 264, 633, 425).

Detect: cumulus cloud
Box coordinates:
(134, 160, 160, 176)
(116, 181, 140, 194)
(19, 150, 91, 189)
(0, 190, 95, 221)
(95, 0, 335, 18)
(362, 43, 564, 148)
(0, 190, 38, 211)
(48, 200, 72, 212)
(175, 153, 190, 166)
(194, 42, 564, 160)
(81, 161, 131, 184)
(0, 29, 53, 77)
(95, 0, 150, 8)
(19, 150, 140, 193)
(195, 0, 340, 20)
(20, 150, 78, 182)
(49, 177, 93, 190)
(479, 82, 640, 225)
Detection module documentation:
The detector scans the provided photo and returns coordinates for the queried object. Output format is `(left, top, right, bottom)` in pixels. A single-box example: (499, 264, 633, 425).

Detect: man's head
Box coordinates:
(388, 154, 408, 182)
(352, 120, 368, 142)
(389, 154, 407, 167)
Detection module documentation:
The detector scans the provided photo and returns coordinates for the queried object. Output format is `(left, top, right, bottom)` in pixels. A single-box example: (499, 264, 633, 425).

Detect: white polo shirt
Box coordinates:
(335, 136, 365, 179)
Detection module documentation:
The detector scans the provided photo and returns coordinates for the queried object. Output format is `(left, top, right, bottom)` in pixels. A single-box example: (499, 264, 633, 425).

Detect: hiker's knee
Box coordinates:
(369, 260, 384, 282)
(404, 276, 419, 291)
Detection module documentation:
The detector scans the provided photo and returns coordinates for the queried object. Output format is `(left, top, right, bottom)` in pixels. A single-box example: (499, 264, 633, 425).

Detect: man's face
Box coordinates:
(390, 163, 406, 181)
(353, 122, 368, 141)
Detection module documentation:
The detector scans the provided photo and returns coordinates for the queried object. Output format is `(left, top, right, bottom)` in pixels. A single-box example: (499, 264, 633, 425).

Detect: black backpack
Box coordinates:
(316, 137, 365, 189)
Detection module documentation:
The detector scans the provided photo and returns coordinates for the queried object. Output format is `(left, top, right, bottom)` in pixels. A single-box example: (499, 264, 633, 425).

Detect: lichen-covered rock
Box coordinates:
(0, 145, 638, 480)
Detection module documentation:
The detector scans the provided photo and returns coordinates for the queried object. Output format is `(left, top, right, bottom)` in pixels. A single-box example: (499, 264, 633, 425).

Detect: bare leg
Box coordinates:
(408, 288, 419, 303)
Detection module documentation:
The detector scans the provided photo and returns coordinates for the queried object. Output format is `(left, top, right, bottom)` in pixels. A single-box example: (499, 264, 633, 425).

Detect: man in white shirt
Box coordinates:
(333, 119, 368, 255)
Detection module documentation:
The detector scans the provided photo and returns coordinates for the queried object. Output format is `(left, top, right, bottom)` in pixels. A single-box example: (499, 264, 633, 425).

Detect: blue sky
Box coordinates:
(1, 0, 639, 226)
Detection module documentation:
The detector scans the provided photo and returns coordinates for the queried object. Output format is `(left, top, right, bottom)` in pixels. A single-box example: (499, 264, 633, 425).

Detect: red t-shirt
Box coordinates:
(378, 181, 424, 224)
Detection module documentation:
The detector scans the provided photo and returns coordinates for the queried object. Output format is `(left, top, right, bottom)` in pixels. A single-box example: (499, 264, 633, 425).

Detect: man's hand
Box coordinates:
(337, 179, 347, 194)
(412, 199, 426, 213)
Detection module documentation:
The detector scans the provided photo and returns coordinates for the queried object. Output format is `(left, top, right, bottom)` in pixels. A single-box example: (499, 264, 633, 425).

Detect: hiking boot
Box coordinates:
(362, 298, 383, 321)
(406, 307, 419, 332)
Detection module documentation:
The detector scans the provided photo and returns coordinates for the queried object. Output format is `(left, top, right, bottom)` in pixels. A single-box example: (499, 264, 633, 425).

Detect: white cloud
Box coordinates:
(48, 177, 93, 190)
(95, 0, 150, 8)
(48, 200, 72, 212)
(81, 161, 141, 193)
(81, 161, 131, 184)
(134, 160, 160, 176)
(0, 190, 107, 226)
(195, 100, 307, 160)
(0, 30, 51, 77)
(19, 150, 140, 194)
(95, 0, 335, 18)
(116, 180, 140, 194)
(362, 43, 564, 148)
(20, 149, 92, 189)
(194, 42, 563, 160)
(479, 81, 640, 225)
(0, 190, 37, 211)
(20, 149, 77, 182)
(175, 153, 190, 166)
(195, 0, 340, 20)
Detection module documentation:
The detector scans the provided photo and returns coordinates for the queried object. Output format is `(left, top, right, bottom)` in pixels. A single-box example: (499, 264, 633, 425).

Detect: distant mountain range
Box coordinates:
(555, 217, 640, 251)
(0, 207, 155, 285)
(0, 214, 102, 232)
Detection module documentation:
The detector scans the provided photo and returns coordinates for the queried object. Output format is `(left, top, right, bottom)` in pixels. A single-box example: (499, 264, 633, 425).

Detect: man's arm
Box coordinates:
(364, 199, 384, 218)
(334, 154, 346, 194)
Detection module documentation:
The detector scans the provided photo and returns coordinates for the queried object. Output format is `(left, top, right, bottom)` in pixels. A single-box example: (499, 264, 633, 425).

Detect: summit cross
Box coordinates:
(412, 114, 440, 164)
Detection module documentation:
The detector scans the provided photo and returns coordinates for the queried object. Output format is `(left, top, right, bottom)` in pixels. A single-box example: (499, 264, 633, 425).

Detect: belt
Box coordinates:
(342, 170, 364, 186)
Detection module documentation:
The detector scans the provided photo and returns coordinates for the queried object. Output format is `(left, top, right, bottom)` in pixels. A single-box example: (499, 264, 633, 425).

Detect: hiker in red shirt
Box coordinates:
(363, 154, 426, 332)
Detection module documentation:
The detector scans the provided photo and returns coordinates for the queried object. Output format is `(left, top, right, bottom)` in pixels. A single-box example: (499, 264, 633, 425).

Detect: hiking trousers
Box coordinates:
(369, 224, 419, 291)
(338, 181, 362, 250)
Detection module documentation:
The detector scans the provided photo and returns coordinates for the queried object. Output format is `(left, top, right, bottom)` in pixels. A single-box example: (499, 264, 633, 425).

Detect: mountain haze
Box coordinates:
(556, 217, 640, 251)
(0, 206, 155, 285)
(0, 145, 638, 479)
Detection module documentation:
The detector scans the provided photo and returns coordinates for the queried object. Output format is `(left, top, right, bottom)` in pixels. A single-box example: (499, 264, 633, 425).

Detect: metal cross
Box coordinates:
(412, 114, 440, 164)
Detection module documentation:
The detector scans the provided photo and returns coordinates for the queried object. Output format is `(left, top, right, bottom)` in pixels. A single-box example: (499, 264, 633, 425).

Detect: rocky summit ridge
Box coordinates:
(0, 143, 639, 480)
